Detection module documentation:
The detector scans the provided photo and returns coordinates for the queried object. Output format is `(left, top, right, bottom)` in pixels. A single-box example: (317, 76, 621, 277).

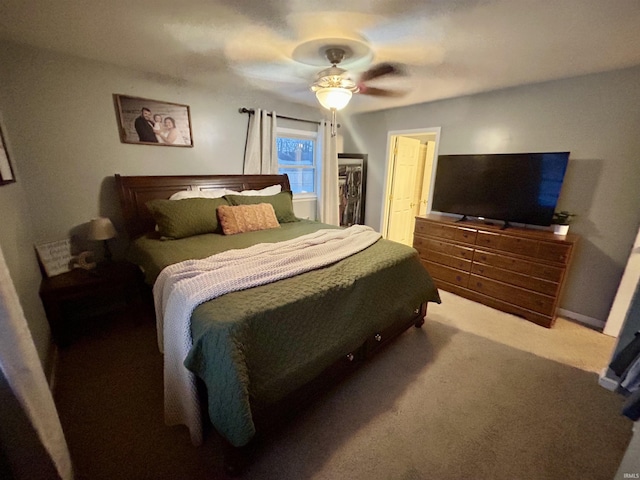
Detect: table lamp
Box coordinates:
(88, 217, 117, 261)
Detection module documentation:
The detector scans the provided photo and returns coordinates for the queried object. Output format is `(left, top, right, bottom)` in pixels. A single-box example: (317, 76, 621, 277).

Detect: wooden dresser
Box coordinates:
(413, 214, 578, 328)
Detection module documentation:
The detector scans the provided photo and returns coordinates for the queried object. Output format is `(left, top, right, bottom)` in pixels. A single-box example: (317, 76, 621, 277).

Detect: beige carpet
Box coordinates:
(430, 291, 616, 374)
(53, 291, 632, 479)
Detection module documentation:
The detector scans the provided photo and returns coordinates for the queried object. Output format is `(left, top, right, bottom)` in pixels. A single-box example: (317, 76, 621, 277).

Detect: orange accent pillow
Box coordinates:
(217, 203, 280, 235)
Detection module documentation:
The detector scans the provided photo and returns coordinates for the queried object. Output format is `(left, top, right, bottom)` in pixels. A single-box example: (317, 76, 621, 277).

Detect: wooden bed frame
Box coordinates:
(114, 173, 427, 475)
(115, 173, 291, 238)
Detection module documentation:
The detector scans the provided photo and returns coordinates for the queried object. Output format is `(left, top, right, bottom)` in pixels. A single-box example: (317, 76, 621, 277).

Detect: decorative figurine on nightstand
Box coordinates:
(71, 250, 96, 270)
(88, 217, 117, 262)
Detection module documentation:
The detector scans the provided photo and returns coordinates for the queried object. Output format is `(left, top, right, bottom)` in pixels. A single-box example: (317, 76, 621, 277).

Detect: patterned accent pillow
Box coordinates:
(217, 203, 281, 235)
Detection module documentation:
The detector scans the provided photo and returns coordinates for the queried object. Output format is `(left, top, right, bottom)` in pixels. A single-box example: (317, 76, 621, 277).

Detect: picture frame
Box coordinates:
(113, 94, 193, 147)
(338, 153, 367, 227)
(0, 122, 16, 186)
(35, 239, 73, 277)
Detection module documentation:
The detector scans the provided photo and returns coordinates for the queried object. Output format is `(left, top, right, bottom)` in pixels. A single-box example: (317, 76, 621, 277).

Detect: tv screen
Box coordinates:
(431, 152, 569, 227)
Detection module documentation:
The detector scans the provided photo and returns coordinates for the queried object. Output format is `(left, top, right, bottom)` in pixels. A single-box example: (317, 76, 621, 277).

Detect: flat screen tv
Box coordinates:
(431, 152, 569, 227)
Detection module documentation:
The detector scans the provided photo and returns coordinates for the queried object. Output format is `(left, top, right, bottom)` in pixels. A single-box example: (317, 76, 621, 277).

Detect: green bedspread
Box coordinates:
(129, 221, 441, 446)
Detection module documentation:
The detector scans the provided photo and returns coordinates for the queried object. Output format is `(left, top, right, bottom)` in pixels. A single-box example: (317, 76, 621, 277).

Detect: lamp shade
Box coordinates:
(88, 217, 116, 241)
(315, 87, 352, 111)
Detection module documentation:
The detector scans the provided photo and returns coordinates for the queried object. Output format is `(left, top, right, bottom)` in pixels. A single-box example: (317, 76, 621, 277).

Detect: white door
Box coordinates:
(418, 141, 436, 215)
(412, 144, 427, 218)
(386, 136, 421, 245)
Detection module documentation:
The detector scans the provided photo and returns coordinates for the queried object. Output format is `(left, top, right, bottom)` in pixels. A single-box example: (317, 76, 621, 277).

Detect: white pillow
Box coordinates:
(169, 189, 226, 200)
(225, 184, 282, 196)
(198, 189, 227, 199)
(169, 190, 204, 200)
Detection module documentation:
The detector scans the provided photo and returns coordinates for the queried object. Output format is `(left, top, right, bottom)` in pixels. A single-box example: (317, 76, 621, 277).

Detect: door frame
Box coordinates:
(380, 127, 442, 236)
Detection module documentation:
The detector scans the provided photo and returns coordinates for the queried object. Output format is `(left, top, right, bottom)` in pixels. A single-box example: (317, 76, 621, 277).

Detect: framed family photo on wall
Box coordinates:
(0, 122, 16, 186)
(114, 94, 193, 147)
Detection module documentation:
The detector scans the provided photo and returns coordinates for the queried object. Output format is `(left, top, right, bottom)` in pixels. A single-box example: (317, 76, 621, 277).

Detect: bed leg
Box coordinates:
(414, 303, 427, 328)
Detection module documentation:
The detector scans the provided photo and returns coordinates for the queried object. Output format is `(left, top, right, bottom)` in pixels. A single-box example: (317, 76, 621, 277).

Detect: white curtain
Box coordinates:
(243, 109, 278, 174)
(0, 245, 73, 479)
(317, 119, 340, 225)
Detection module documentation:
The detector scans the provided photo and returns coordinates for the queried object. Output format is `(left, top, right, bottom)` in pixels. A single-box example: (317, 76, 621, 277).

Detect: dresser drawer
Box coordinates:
(422, 238, 450, 255)
(415, 220, 476, 244)
(473, 249, 532, 274)
(468, 275, 555, 315)
(498, 235, 538, 257)
(424, 250, 472, 272)
(530, 263, 564, 282)
(420, 238, 473, 261)
(423, 261, 469, 288)
(413, 235, 430, 255)
(449, 243, 474, 260)
(537, 241, 572, 264)
(476, 231, 500, 249)
(471, 263, 559, 296)
(414, 220, 456, 239)
(477, 231, 539, 257)
(454, 227, 477, 244)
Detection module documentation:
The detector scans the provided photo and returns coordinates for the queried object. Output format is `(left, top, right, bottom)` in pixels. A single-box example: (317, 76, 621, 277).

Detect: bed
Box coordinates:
(115, 173, 441, 473)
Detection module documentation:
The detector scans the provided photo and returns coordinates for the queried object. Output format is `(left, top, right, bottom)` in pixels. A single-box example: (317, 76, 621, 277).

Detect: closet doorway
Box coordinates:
(381, 128, 441, 246)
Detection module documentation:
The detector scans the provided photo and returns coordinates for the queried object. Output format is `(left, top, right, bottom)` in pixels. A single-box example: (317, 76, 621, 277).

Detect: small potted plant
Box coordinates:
(552, 211, 576, 235)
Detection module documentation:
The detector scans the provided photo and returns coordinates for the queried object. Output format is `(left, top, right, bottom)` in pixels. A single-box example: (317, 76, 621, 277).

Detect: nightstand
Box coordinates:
(39, 261, 143, 346)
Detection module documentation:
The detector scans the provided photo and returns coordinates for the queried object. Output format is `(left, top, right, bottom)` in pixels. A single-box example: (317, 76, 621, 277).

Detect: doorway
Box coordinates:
(381, 128, 441, 245)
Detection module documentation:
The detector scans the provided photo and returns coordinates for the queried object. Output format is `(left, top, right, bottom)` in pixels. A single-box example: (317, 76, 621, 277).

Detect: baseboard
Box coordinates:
(557, 308, 605, 330)
(598, 368, 619, 391)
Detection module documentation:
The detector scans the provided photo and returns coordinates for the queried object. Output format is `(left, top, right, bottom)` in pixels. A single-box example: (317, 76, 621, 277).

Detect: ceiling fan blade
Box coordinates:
(359, 62, 406, 82)
(358, 86, 407, 97)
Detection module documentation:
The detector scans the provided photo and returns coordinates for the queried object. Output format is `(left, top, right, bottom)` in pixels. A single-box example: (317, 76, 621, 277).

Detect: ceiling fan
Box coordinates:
(308, 46, 407, 135)
(310, 46, 407, 111)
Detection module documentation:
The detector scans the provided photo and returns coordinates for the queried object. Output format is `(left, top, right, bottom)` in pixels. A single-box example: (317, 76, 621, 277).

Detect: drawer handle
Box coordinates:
(375, 333, 382, 342)
(346, 353, 355, 362)
(476, 282, 482, 287)
(456, 275, 462, 282)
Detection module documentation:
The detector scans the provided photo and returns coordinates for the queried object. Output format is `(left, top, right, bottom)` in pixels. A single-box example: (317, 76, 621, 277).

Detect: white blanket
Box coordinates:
(153, 225, 381, 445)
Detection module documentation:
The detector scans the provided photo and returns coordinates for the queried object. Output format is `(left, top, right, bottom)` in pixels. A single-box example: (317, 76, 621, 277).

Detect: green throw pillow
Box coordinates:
(224, 191, 299, 223)
(146, 197, 229, 239)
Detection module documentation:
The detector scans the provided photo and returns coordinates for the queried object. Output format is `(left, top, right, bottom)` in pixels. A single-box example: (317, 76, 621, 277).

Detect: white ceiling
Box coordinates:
(2, 0, 640, 114)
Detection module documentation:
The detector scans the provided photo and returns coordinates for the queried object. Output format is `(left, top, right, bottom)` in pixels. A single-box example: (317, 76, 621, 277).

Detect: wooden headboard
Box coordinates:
(115, 173, 291, 239)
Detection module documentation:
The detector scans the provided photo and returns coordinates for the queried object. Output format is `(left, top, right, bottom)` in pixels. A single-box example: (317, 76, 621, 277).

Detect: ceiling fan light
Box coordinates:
(315, 87, 352, 111)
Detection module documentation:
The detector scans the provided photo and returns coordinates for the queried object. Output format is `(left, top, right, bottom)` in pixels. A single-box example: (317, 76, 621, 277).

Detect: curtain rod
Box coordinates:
(238, 107, 340, 128)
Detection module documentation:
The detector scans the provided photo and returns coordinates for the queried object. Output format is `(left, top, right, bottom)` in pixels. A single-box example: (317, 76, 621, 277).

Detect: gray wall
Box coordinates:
(0, 40, 320, 365)
(343, 66, 640, 323)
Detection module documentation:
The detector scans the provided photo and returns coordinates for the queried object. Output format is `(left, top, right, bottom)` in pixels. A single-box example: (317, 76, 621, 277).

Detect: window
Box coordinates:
(277, 128, 317, 195)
